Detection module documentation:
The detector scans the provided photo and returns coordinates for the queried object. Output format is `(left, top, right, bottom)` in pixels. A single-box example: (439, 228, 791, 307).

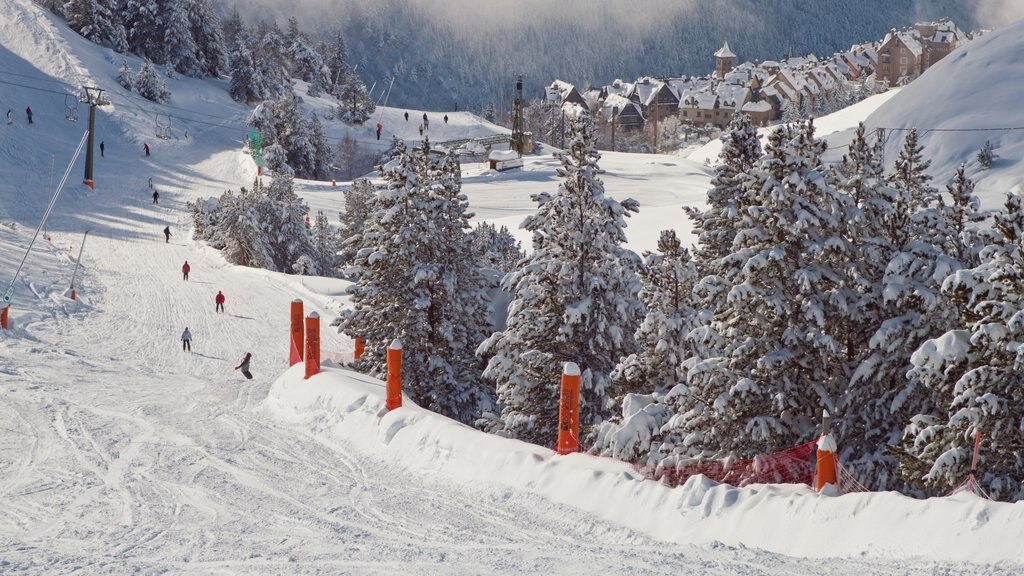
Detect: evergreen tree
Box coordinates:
(335, 141, 493, 425)
(162, 0, 199, 76)
(890, 128, 937, 211)
(977, 140, 998, 170)
(307, 113, 333, 181)
(221, 7, 244, 53)
(265, 175, 316, 274)
(123, 0, 162, 62)
(135, 58, 170, 102)
(902, 192, 1024, 501)
(187, 0, 228, 77)
(593, 230, 702, 463)
(680, 120, 850, 457)
(325, 30, 349, 90)
(685, 112, 762, 266)
(219, 184, 275, 269)
(840, 127, 957, 491)
(478, 111, 643, 446)
(468, 222, 525, 274)
(116, 59, 134, 90)
(228, 34, 261, 103)
(336, 68, 375, 124)
(65, 0, 127, 51)
(337, 178, 377, 270)
(941, 163, 988, 268)
(312, 210, 338, 277)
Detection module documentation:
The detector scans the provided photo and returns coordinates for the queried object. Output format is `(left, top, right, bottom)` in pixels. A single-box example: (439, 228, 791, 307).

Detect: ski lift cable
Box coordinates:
(8, 130, 90, 296)
(376, 76, 396, 124)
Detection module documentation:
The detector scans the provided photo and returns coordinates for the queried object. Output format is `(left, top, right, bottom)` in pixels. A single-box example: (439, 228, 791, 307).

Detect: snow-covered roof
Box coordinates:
(714, 40, 736, 59)
(488, 149, 519, 161)
(741, 100, 772, 113)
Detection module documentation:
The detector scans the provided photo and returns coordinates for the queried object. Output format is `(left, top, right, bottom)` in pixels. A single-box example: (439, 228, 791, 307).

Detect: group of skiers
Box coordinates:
(176, 261, 253, 379)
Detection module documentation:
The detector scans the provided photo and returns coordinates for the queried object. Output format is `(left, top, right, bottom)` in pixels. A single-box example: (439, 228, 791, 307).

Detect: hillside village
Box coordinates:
(543, 18, 968, 141)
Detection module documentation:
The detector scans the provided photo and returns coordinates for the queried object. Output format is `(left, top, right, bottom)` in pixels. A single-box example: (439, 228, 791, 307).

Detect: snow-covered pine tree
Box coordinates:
(123, 0, 162, 62)
(337, 178, 377, 270)
(253, 24, 291, 101)
(902, 192, 1024, 501)
(228, 34, 261, 103)
(186, 0, 228, 77)
(220, 7, 244, 52)
(468, 222, 525, 274)
(477, 110, 643, 446)
(162, 0, 199, 76)
(218, 184, 275, 269)
(265, 174, 316, 274)
(592, 229, 702, 463)
(336, 68, 375, 125)
(334, 141, 493, 425)
(681, 120, 850, 458)
(65, 0, 127, 51)
(483, 102, 497, 123)
(285, 18, 330, 96)
(134, 58, 170, 102)
(685, 111, 762, 266)
(116, 59, 134, 90)
(324, 30, 349, 90)
(977, 140, 998, 170)
(306, 113, 332, 181)
(890, 128, 938, 210)
(941, 163, 989, 268)
(311, 210, 338, 277)
(840, 126, 959, 492)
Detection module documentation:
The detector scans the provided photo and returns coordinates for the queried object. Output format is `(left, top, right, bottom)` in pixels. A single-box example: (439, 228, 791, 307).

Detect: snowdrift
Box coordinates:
(266, 365, 1024, 565)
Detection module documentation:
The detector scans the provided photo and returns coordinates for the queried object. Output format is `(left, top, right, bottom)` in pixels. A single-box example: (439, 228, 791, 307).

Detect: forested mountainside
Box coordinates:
(223, 0, 981, 111)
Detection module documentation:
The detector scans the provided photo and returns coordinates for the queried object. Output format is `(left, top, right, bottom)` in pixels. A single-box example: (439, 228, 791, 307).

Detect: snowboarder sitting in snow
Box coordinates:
(215, 290, 225, 313)
(181, 327, 192, 352)
(182, 260, 190, 281)
(235, 352, 253, 379)
(163, 226, 171, 243)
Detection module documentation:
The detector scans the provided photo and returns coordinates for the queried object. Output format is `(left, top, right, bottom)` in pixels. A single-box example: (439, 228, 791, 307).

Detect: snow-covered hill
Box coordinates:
(2, 0, 1023, 573)
(864, 19, 1024, 206)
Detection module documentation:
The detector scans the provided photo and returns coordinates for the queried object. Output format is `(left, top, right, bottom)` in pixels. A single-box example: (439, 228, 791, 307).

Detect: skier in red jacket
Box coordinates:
(182, 260, 190, 281)
(215, 290, 225, 313)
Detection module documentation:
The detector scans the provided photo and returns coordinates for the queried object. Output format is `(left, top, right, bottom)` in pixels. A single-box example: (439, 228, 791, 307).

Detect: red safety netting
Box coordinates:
(633, 441, 818, 489)
(832, 460, 870, 494)
(947, 473, 992, 499)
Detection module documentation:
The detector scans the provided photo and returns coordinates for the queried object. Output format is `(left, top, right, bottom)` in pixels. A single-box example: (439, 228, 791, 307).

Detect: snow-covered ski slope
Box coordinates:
(1, 0, 1023, 573)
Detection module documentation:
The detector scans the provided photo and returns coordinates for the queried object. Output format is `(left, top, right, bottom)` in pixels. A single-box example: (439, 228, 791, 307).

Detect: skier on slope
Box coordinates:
(152, 189, 159, 204)
(25, 106, 32, 124)
(215, 290, 225, 313)
(444, 114, 448, 124)
(6, 109, 11, 124)
(376, 122, 382, 140)
(181, 327, 192, 352)
(163, 226, 171, 242)
(144, 142, 150, 157)
(235, 352, 253, 379)
(182, 260, 190, 281)
(100, 141, 105, 157)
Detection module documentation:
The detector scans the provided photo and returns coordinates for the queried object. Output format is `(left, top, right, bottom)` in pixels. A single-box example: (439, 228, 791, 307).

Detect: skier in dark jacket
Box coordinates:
(100, 141, 105, 157)
(444, 114, 449, 124)
(144, 142, 150, 156)
(235, 352, 253, 379)
(181, 327, 192, 352)
(152, 190, 159, 204)
(25, 106, 32, 124)
(163, 226, 171, 242)
(404, 111, 409, 122)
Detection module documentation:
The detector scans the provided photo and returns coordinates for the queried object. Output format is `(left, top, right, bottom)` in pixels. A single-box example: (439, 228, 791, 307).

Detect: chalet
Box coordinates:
(599, 93, 645, 131)
(544, 79, 587, 107)
(714, 40, 736, 78)
(876, 30, 923, 85)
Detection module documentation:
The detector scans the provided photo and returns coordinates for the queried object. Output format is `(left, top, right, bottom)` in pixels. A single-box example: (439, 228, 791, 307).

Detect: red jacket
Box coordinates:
(182, 263, 190, 273)
(216, 293, 225, 304)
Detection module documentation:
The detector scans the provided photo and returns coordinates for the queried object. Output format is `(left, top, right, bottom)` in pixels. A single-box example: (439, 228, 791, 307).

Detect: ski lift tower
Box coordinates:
(81, 87, 109, 189)
(510, 74, 526, 157)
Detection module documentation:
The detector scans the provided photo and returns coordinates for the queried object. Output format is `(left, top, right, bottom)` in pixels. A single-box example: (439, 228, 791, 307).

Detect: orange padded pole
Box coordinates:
(304, 312, 320, 379)
(556, 362, 581, 455)
(816, 409, 838, 491)
(354, 337, 365, 360)
(386, 338, 403, 410)
(1, 305, 9, 330)
(289, 299, 304, 366)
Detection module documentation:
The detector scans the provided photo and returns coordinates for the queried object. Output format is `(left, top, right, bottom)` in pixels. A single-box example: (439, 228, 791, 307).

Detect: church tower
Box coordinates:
(715, 40, 736, 78)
